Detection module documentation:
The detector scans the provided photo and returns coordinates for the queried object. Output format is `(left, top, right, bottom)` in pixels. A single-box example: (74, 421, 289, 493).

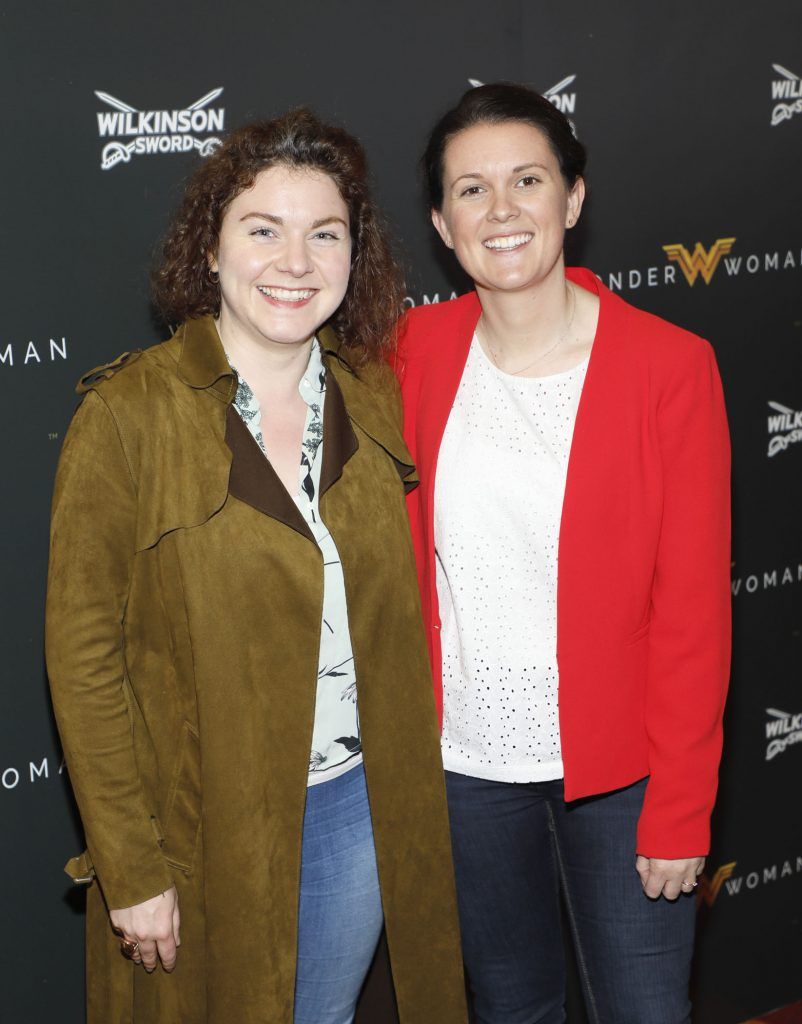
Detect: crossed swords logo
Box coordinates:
(771, 63, 802, 127)
(95, 87, 224, 170)
(468, 73, 576, 100)
(468, 75, 577, 135)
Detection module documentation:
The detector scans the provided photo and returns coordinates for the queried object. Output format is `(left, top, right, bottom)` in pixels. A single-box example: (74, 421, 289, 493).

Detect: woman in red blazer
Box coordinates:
(397, 84, 731, 1024)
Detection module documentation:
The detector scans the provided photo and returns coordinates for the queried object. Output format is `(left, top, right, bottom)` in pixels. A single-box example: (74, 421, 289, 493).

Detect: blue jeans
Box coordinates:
(294, 763, 384, 1024)
(445, 773, 696, 1024)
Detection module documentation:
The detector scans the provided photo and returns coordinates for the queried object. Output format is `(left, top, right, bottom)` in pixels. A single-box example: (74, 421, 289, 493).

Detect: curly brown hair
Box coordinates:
(152, 108, 405, 365)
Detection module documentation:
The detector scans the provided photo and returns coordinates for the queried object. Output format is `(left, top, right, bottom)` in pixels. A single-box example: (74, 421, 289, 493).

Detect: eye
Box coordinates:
(312, 230, 340, 241)
(250, 226, 276, 238)
(516, 174, 541, 188)
(459, 184, 486, 198)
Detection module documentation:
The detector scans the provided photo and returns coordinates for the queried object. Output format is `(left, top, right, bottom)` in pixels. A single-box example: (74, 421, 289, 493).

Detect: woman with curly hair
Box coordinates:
(45, 109, 467, 1024)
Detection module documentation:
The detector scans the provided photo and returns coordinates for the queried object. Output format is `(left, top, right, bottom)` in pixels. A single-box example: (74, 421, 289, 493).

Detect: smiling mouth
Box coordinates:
(256, 285, 318, 306)
(483, 233, 533, 252)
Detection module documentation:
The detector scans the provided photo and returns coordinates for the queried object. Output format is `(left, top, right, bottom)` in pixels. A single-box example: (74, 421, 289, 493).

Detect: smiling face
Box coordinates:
(210, 164, 352, 353)
(431, 120, 584, 296)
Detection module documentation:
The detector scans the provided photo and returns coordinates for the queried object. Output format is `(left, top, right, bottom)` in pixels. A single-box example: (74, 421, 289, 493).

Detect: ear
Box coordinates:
(431, 208, 455, 250)
(207, 250, 219, 275)
(565, 176, 586, 229)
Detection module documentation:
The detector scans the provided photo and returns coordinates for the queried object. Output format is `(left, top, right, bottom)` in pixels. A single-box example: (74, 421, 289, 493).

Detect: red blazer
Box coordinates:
(396, 267, 731, 857)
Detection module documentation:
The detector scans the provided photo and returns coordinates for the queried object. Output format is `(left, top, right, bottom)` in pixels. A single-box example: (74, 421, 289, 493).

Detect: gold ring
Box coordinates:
(120, 938, 140, 960)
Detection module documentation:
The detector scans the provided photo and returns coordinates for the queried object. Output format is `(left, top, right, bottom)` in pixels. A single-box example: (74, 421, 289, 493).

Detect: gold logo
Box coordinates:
(698, 861, 737, 906)
(662, 237, 736, 285)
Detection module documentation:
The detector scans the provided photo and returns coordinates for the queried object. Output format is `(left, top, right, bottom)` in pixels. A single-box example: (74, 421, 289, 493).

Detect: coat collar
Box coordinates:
(224, 345, 360, 543)
(319, 324, 416, 482)
(176, 315, 237, 403)
(224, 321, 417, 540)
(176, 317, 415, 539)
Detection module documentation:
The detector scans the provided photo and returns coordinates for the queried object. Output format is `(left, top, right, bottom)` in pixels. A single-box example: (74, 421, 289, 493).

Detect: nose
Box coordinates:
(487, 189, 519, 223)
(276, 234, 314, 278)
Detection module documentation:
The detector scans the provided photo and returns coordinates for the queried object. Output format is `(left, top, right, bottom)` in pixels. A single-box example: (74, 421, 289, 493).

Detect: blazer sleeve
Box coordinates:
(637, 339, 732, 857)
(45, 390, 175, 909)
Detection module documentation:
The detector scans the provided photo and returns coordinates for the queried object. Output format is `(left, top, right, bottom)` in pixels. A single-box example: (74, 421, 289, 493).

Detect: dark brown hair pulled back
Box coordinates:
(423, 82, 587, 211)
(152, 108, 404, 365)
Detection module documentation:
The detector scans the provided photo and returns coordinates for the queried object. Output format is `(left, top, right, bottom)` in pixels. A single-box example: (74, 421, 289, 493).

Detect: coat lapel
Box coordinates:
(183, 318, 412, 537)
(224, 405, 315, 543)
(318, 366, 359, 497)
(321, 326, 418, 491)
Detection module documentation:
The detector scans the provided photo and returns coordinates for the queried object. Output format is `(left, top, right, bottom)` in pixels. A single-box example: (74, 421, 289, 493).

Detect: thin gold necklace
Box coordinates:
(483, 286, 576, 377)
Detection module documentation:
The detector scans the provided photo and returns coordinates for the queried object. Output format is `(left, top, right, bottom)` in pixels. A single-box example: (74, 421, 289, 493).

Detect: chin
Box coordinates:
(256, 318, 317, 347)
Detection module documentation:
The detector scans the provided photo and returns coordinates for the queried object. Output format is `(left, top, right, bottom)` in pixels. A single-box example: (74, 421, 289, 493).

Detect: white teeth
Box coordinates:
(483, 233, 533, 250)
(257, 286, 316, 300)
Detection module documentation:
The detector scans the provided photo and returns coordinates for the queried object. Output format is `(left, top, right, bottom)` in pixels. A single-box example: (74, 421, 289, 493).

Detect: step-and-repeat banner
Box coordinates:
(2, 2, 800, 1021)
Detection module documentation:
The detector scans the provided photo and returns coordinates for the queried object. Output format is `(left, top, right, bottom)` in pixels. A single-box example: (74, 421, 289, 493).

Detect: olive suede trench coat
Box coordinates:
(45, 315, 467, 1024)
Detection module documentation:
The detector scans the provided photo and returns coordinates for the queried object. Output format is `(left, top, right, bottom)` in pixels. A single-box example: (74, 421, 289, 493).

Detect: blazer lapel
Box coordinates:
(558, 269, 635, 663)
(416, 293, 480, 556)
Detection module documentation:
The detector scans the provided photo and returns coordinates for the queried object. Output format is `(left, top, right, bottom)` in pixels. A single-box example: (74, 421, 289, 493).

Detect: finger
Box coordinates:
(696, 860, 706, 876)
(156, 933, 178, 973)
(138, 937, 158, 972)
(118, 933, 143, 964)
(644, 872, 665, 899)
(662, 878, 683, 901)
(173, 902, 181, 948)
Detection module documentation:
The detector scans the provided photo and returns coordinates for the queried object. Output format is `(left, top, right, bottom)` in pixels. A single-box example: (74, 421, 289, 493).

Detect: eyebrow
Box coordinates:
(449, 162, 550, 189)
(239, 212, 348, 229)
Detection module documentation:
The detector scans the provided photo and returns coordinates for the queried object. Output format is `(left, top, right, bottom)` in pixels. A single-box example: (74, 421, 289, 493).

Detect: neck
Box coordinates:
(477, 260, 570, 362)
(216, 316, 314, 397)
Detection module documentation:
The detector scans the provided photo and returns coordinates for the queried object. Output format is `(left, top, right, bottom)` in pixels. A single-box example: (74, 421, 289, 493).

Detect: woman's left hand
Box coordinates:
(635, 855, 705, 900)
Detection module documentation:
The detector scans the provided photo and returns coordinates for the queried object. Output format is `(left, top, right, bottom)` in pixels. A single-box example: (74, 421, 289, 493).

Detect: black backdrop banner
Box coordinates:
(2, 3, 800, 1022)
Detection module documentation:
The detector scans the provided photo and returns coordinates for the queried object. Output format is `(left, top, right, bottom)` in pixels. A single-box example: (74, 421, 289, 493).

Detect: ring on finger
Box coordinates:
(120, 938, 140, 960)
(680, 880, 698, 889)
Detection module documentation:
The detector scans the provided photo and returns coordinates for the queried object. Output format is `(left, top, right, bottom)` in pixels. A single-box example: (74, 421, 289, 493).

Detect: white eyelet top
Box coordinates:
(435, 334, 589, 783)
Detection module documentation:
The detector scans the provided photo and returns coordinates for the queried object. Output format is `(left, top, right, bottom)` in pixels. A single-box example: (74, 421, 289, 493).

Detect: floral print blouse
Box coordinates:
(230, 339, 362, 785)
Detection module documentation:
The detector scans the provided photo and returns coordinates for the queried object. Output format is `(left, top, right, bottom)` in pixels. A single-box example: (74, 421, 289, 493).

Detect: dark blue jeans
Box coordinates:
(444, 773, 696, 1024)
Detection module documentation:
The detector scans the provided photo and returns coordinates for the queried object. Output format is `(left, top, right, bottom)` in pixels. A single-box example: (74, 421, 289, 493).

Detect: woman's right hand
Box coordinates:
(109, 886, 181, 972)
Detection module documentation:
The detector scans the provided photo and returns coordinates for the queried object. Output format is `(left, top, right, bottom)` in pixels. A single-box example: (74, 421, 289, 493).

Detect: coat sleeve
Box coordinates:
(45, 389, 175, 909)
(636, 339, 732, 858)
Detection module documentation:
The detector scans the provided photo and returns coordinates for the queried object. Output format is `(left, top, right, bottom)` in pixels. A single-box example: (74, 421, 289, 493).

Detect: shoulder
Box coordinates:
(596, 282, 718, 384)
(334, 353, 403, 428)
(399, 292, 481, 357)
(75, 335, 181, 408)
(351, 354, 398, 394)
(605, 283, 710, 355)
(568, 266, 713, 370)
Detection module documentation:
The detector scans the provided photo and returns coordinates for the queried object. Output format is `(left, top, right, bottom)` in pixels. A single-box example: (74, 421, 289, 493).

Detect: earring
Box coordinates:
(208, 268, 219, 283)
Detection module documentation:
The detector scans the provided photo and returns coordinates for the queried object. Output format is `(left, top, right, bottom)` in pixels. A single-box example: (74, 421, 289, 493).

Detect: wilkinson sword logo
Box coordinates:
(765, 708, 802, 761)
(468, 74, 577, 127)
(767, 401, 802, 457)
(95, 87, 225, 170)
(662, 238, 736, 285)
(771, 64, 802, 126)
